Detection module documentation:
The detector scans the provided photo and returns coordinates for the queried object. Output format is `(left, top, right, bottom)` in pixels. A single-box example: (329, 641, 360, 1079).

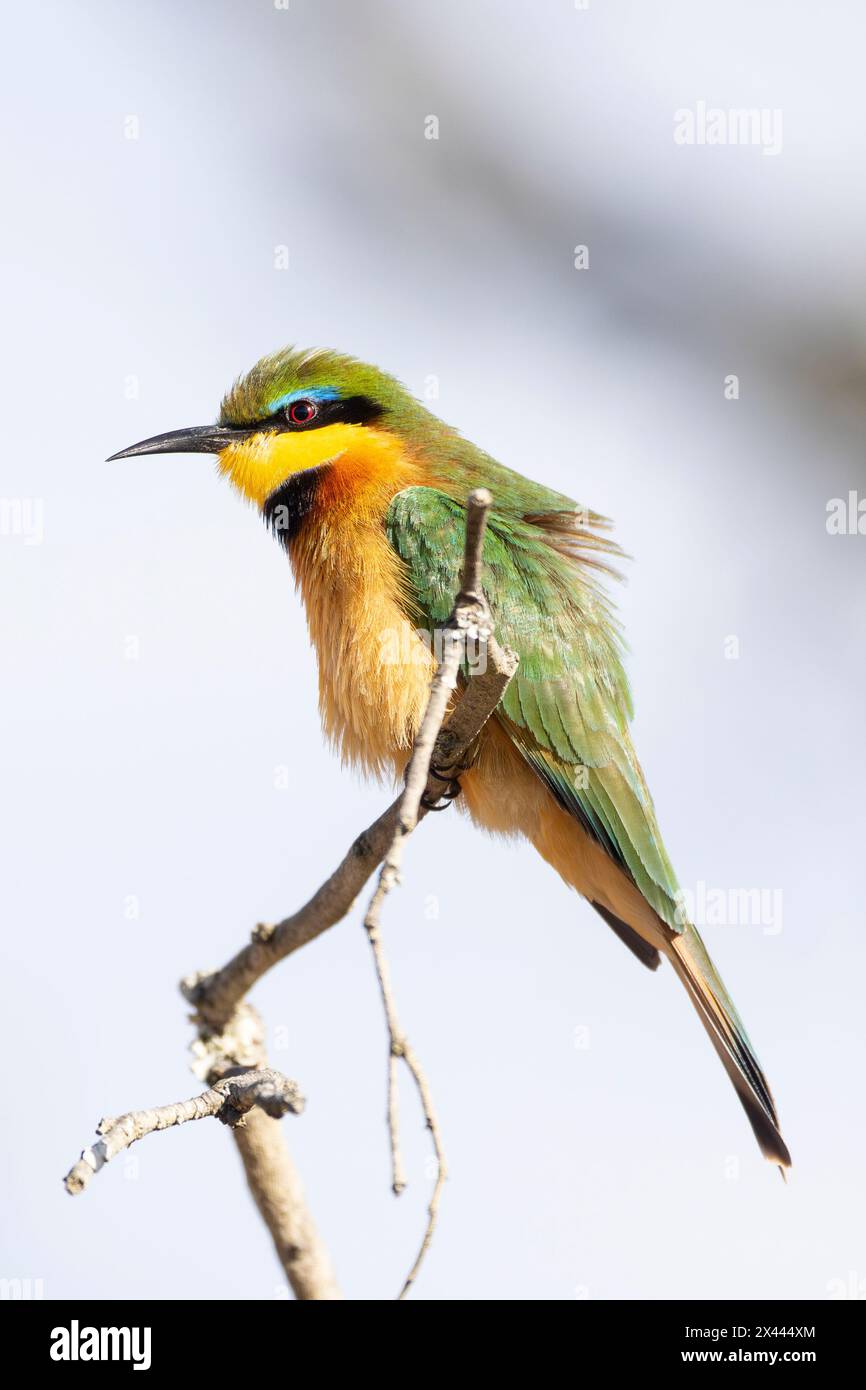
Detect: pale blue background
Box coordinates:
(2, 0, 865, 1300)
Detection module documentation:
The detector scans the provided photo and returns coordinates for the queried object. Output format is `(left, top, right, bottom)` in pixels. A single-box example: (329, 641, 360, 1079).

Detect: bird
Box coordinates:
(109, 345, 791, 1171)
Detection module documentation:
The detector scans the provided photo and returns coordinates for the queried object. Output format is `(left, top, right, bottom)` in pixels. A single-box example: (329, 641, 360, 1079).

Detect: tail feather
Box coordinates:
(666, 927, 791, 1169)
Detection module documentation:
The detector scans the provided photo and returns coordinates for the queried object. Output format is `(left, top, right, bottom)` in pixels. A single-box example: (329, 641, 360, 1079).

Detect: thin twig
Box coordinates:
(64, 1067, 303, 1196)
(361, 489, 514, 1298)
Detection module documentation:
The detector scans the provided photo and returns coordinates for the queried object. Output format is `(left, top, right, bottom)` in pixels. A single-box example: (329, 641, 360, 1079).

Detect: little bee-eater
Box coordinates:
(110, 346, 790, 1169)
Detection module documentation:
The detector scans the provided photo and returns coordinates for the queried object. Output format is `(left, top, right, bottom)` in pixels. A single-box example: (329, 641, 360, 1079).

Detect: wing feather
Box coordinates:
(385, 485, 682, 931)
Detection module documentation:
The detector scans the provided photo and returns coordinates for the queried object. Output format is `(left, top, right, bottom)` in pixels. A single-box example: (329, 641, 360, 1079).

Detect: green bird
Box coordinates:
(110, 345, 791, 1170)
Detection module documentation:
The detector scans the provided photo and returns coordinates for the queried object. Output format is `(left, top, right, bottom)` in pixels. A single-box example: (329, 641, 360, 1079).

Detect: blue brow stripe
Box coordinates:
(266, 387, 340, 415)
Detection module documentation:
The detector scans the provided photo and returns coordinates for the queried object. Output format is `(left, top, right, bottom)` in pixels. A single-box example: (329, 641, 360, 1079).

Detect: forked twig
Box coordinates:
(64, 1067, 304, 1195)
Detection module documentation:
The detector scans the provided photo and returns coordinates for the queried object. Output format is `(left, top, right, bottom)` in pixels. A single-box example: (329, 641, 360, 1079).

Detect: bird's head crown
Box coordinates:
(220, 346, 413, 431)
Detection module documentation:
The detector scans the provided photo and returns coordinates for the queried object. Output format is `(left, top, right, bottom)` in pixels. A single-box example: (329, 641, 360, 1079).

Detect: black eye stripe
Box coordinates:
(252, 394, 384, 433)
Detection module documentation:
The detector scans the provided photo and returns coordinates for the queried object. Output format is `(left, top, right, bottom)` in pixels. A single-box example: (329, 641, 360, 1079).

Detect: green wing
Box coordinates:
(385, 485, 682, 932)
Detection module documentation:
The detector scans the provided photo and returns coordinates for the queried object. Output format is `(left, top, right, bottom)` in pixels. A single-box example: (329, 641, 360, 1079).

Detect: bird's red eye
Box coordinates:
(288, 399, 318, 425)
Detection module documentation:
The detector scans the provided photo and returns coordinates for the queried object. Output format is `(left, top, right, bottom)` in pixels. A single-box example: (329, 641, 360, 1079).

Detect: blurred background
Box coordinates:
(2, 0, 865, 1301)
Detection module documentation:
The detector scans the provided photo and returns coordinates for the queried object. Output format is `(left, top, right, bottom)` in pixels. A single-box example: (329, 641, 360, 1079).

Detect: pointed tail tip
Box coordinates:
(665, 932, 792, 1175)
(772, 1132, 792, 1180)
(739, 1087, 792, 1172)
(758, 1124, 791, 1174)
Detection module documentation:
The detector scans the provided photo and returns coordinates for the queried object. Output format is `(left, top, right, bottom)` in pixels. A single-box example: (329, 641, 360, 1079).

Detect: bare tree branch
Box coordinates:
(191, 1000, 343, 1301)
(64, 1001, 343, 1301)
(232, 1107, 342, 1301)
(64, 1067, 304, 1196)
(64, 488, 517, 1301)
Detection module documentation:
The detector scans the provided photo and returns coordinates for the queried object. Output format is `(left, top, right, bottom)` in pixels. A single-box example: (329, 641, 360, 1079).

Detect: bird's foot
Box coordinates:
(420, 762, 464, 812)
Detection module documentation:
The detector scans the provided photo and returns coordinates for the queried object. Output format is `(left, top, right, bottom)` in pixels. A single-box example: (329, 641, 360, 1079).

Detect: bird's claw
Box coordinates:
(420, 762, 464, 811)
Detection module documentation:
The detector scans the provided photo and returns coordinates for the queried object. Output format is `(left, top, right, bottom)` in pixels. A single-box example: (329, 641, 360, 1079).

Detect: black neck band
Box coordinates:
(263, 465, 329, 549)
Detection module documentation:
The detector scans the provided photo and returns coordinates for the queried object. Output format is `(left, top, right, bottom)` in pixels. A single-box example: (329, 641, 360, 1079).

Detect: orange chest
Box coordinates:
(289, 495, 434, 777)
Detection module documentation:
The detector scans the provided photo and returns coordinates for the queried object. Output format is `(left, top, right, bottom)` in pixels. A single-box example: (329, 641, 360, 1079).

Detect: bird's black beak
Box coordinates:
(106, 424, 242, 462)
